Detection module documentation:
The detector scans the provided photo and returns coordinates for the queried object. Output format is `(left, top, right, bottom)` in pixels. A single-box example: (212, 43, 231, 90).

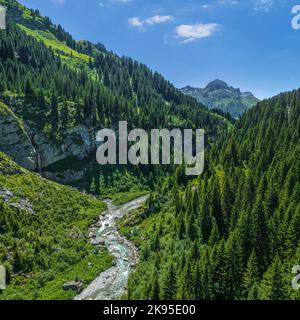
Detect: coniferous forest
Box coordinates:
(0, 0, 299, 301)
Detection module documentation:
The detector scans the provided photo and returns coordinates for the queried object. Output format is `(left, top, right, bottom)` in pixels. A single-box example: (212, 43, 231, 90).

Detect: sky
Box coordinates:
(17, 0, 300, 99)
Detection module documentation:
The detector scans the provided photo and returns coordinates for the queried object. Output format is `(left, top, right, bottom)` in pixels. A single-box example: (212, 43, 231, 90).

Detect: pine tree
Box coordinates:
(258, 258, 287, 300)
(162, 263, 177, 300)
(50, 94, 59, 130)
(60, 100, 69, 127)
(208, 217, 220, 246)
(178, 214, 185, 240)
(187, 215, 197, 241)
(225, 233, 244, 299)
(200, 195, 212, 243)
(254, 201, 270, 275)
(150, 273, 160, 300)
(243, 251, 259, 299)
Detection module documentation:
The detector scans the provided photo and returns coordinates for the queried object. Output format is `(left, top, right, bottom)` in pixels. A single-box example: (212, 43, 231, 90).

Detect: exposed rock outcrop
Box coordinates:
(0, 103, 37, 171)
(63, 281, 83, 293)
(0, 101, 97, 178)
(43, 169, 86, 184)
(0, 188, 36, 214)
(29, 125, 96, 170)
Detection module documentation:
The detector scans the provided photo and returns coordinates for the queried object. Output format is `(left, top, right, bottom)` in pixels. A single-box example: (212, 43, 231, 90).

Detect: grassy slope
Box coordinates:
(0, 152, 113, 300)
(0, 0, 91, 66)
(17, 24, 90, 63)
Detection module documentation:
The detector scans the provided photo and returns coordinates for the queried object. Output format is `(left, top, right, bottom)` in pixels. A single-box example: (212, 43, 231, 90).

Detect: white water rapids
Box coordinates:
(74, 195, 148, 300)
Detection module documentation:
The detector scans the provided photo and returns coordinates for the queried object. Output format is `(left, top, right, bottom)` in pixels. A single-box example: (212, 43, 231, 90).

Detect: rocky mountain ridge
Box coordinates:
(181, 79, 260, 118)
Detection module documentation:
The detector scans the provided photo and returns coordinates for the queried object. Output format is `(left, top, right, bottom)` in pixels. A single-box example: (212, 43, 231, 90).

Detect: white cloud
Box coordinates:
(129, 15, 174, 28)
(254, 0, 274, 11)
(218, 0, 240, 5)
(215, 0, 279, 12)
(146, 15, 174, 25)
(175, 23, 219, 43)
(128, 17, 144, 27)
(206, 0, 281, 12)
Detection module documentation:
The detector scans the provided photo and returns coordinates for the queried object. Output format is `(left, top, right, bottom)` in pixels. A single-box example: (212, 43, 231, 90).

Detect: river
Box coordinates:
(74, 195, 148, 300)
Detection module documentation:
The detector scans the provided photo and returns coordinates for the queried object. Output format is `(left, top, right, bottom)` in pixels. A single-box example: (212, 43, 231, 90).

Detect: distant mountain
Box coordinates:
(180, 79, 259, 118)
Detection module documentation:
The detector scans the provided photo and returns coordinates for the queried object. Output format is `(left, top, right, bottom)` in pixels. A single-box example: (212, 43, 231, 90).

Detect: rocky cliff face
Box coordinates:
(0, 100, 97, 181)
(0, 101, 37, 170)
(29, 125, 96, 170)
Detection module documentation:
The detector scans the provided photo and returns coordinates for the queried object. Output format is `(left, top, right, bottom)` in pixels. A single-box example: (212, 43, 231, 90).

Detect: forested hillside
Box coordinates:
(0, 0, 233, 300)
(0, 151, 113, 299)
(0, 0, 230, 196)
(123, 90, 300, 300)
(1, 0, 299, 302)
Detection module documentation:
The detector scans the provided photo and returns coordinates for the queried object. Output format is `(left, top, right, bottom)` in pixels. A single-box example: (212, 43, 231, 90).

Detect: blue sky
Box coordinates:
(18, 0, 300, 99)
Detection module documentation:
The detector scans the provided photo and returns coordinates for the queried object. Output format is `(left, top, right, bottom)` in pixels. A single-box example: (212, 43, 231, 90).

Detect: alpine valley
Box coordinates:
(0, 0, 299, 301)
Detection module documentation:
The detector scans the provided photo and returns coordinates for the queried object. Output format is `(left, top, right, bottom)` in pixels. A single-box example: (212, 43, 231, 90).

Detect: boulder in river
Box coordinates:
(88, 232, 96, 239)
(95, 221, 102, 228)
(91, 238, 106, 246)
(117, 238, 125, 244)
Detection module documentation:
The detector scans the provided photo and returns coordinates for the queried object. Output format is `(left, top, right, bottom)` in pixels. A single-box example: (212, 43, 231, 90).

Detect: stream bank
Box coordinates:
(74, 195, 148, 300)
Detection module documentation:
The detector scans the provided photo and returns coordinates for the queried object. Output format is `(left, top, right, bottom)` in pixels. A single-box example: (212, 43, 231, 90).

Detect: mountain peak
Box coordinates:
(180, 85, 198, 94)
(181, 85, 195, 91)
(180, 79, 260, 118)
(205, 79, 229, 91)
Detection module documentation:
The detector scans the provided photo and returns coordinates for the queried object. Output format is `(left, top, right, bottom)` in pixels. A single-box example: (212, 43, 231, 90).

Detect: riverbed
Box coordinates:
(74, 195, 148, 300)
